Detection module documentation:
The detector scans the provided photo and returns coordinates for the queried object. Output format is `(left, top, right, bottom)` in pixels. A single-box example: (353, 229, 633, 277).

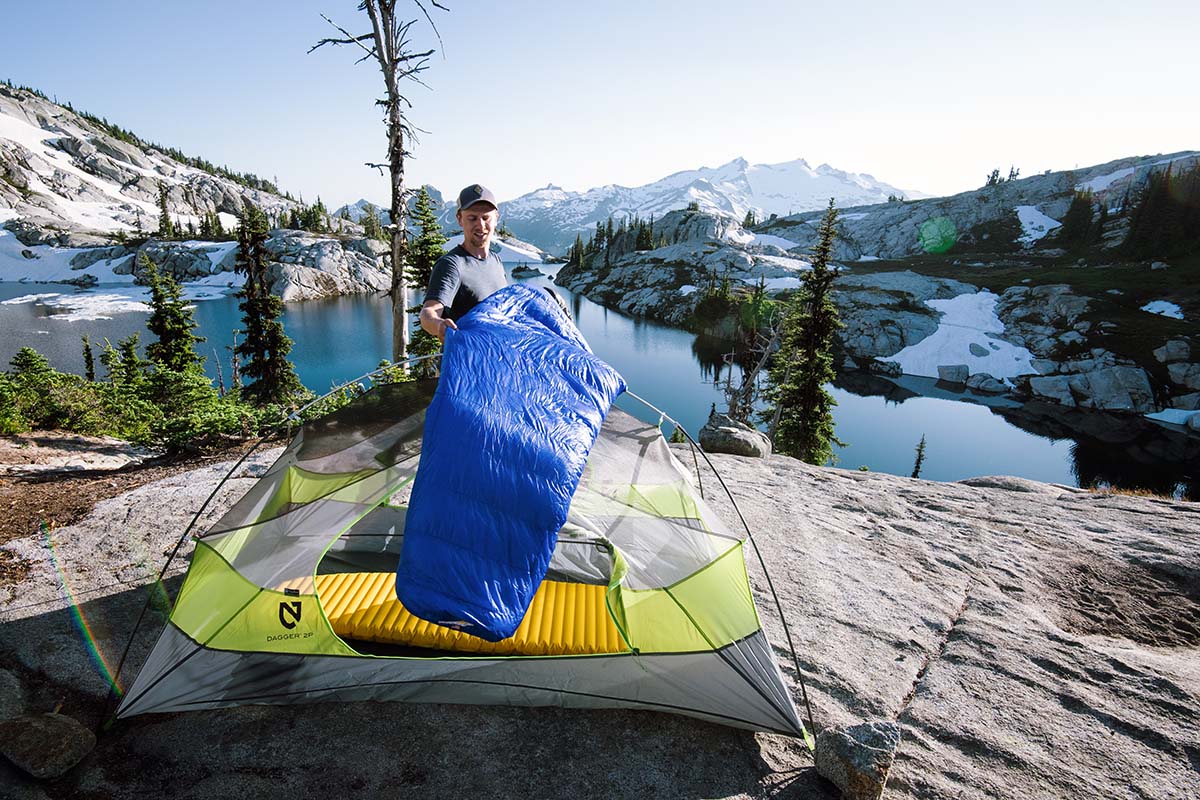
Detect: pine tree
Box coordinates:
(911, 434, 927, 478)
(1057, 190, 1096, 252)
(360, 202, 383, 240)
(81, 335, 95, 382)
(107, 333, 147, 388)
(233, 200, 304, 407)
(742, 209, 757, 228)
(142, 254, 205, 373)
(157, 183, 175, 239)
(762, 198, 843, 464)
(406, 187, 447, 294)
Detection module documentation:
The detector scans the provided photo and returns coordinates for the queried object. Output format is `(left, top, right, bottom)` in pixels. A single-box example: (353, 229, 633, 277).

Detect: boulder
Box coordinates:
(1171, 392, 1200, 411)
(1189, 413, 1200, 433)
(0, 713, 96, 780)
(815, 721, 901, 800)
(0, 669, 26, 721)
(69, 245, 131, 270)
(1028, 375, 1076, 407)
(966, 372, 1008, 394)
(698, 412, 772, 458)
(937, 364, 969, 385)
(1068, 366, 1156, 413)
(1153, 340, 1191, 364)
(1167, 363, 1200, 391)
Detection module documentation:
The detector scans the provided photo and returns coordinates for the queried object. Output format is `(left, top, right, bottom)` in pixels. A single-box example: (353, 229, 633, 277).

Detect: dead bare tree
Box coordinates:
(311, 1, 448, 363)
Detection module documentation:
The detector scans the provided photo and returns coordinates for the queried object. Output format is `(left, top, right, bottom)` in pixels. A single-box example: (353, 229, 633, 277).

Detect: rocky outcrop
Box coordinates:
(759, 151, 1200, 261)
(12, 232, 392, 301)
(832, 271, 974, 362)
(995, 284, 1091, 356)
(698, 412, 772, 458)
(0, 85, 323, 239)
(554, 209, 810, 326)
(2, 451, 1197, 798)
(262, 231, 391, 301)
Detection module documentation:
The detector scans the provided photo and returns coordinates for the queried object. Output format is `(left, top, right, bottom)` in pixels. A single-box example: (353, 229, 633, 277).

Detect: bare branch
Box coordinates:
(412, 1, 448, 56)
(308, 15, 375, 59)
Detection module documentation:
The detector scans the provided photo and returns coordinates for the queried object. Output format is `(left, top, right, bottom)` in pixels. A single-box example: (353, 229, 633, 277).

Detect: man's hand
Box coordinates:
(420, 300, 457, 342)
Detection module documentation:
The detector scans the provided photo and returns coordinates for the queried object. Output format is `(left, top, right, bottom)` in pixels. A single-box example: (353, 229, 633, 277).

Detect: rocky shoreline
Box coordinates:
(0, 444, 1197, 798)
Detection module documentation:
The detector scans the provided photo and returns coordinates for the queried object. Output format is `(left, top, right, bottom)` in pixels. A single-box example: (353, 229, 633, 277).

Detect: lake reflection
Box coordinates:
(0, 278, 1195, 497)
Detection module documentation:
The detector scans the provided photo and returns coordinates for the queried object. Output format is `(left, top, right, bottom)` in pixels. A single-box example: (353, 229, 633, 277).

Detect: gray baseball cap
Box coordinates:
(457, 183, 497, 211)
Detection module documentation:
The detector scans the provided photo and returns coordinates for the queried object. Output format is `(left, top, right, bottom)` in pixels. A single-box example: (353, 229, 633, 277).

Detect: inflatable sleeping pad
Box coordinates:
(395, 284, 626, 641)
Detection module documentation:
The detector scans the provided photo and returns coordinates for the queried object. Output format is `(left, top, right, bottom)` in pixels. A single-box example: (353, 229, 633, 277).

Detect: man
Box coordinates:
(420, 183, 508, 341)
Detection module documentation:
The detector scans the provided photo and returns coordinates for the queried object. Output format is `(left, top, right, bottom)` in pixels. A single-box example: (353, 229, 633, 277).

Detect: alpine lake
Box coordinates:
(1, 265, 1196, 499)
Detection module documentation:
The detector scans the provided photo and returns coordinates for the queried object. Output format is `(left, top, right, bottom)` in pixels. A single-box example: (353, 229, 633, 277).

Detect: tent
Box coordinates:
(115, 320, 813, 742)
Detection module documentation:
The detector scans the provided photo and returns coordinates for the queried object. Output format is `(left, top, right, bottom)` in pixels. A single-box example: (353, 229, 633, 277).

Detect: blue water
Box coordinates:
(1, 274, 1195, 493)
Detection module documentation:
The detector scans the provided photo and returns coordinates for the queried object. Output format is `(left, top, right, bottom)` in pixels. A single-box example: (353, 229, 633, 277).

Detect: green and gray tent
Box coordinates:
(117, 377, 812, 741)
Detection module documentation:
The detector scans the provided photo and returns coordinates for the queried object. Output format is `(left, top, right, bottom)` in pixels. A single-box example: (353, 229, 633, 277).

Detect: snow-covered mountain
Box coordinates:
(489, 157, 923, 253)
(334, 186, 446, 226)
(0, 84, 306, 245)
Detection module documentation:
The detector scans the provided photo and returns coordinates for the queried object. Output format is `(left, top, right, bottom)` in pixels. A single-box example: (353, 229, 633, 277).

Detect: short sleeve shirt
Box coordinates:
(424, 244, 508, 321)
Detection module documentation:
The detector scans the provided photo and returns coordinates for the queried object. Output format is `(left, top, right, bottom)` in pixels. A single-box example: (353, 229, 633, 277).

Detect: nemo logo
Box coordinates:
(278, 601, 302, 629)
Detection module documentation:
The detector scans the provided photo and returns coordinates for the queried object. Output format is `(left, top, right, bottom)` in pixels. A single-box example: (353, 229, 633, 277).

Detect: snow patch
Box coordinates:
(1015, 205, 1061, 245)
(39, 290, 151, 321)
(884, 292, 1036, 380)
(1076, 156, 1187, 193)
(857, 255, 880, 262)
(678, 285, 698, 296)
(1140, 300, 1184, 320)
(750, 233, 799, 249)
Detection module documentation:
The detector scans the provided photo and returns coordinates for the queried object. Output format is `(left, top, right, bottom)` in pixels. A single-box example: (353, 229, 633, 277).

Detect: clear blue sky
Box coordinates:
(4, 0, 1197, 207)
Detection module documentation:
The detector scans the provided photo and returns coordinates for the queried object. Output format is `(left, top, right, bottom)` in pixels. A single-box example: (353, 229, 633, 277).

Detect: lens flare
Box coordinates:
(918, 216, 957, 254)
(42, 520, 124, 698)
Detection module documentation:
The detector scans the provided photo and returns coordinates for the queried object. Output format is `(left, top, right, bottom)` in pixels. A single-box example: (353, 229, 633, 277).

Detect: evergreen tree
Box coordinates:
(911, 434, 927, 478)
(108, 333, 147, 388)
(142, 254, 205, 373)
(762, 199, 843, 464)
(9, 347, 51, 379)
(742, 209, 757, 228)
(81, 335, 95, 382)
(360, 202, 383, 240)
(199, 212, 214, 240)
(406, 187, 448, 293)
(234, 200, 304, 407)
(1057, 190, 1096, 252)
(157, 183, 175, 238)
(1123, 164, 1200, 258)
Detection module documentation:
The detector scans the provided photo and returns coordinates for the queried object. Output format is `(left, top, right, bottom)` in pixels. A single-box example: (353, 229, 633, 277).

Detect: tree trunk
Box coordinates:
(365, 0, 410, 363)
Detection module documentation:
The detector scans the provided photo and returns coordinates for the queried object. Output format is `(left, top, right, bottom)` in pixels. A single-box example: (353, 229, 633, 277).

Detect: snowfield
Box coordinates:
(1015, 205, 1061, 245)
(884, 291, 1036, 380)
(1140, 300, 1184, 320)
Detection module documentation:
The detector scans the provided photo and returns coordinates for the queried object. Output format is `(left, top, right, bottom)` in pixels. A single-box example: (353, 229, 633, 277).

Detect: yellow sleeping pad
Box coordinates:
(283, 572, 627, 656)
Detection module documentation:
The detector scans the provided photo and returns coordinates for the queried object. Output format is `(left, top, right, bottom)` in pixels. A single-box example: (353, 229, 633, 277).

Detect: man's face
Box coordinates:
(457, 204, 498, 251)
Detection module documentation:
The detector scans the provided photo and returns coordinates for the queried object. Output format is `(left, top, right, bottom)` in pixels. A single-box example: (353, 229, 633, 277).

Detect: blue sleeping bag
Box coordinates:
(396, 284, 626, 642)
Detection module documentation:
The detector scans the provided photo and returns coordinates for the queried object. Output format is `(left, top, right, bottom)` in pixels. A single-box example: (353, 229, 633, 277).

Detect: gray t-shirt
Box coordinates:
(424, 244, 508, 321)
